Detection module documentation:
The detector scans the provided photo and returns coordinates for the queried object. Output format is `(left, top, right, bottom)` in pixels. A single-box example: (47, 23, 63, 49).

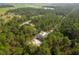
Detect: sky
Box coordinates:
(0, 0, 79, 3)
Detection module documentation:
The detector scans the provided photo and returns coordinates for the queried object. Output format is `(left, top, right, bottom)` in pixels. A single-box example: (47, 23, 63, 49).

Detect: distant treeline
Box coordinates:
(0, 4, 14, 8)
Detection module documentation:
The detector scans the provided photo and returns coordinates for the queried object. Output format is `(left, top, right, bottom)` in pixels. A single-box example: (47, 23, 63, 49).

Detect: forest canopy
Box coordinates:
(0, 3, 79, 55)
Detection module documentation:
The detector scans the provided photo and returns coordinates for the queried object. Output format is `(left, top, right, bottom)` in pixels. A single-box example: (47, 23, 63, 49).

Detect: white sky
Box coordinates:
(0, 0, 79, 3)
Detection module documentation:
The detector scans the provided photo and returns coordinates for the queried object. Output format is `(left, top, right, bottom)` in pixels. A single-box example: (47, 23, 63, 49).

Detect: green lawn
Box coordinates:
(13, 3, 47, 8)
(0, 8, 9, 14)
(0, 6, 15, 14)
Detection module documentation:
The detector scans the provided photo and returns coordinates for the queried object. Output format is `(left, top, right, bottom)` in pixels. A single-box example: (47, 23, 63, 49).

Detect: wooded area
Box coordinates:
(0, 3, 79, 55)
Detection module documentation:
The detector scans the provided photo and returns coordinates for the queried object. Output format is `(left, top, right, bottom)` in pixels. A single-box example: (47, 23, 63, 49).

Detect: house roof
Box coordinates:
(32, 39, 42, 46)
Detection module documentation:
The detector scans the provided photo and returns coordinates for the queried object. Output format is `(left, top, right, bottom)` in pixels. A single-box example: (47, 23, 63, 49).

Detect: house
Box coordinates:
(28, 38, 42, 46)
(36, 31, 48, 39)
(29, 30, 54, 46)
(32, 38, 42, 46)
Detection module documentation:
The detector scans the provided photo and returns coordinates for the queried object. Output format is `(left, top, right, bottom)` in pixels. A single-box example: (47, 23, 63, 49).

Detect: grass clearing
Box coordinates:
(0, 8, 9, 14)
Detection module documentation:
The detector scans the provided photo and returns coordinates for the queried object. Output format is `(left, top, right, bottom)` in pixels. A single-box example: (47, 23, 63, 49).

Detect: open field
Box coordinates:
(0, 3, 47, 14)
(0, 8, 9, 14)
